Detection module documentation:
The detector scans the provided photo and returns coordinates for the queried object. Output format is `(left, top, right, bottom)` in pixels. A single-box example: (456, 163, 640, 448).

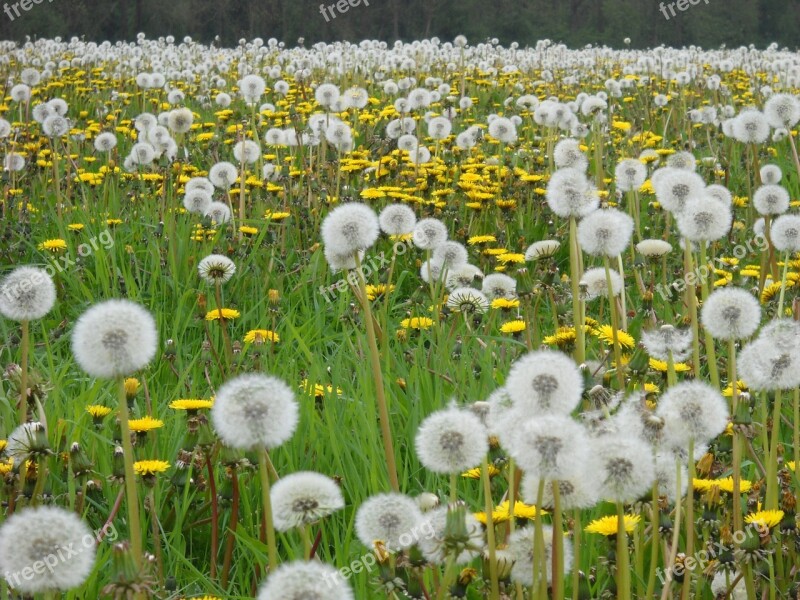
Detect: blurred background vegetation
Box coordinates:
(0, 0, 798, 48)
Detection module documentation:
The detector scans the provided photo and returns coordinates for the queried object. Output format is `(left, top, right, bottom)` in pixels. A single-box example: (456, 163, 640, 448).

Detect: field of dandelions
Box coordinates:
(0, 35, 799, 600)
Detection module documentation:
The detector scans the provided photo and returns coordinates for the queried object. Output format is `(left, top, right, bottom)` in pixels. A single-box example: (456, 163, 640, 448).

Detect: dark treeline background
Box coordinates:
(0, 0, 798, 49)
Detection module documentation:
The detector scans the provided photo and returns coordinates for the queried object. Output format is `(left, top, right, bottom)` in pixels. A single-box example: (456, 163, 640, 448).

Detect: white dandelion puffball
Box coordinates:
(753, 184, 790, 216)
(615, 158, 647, 192)
(256, 560, 354, 600)
(233, 140, 261, 164)
(505, 349, 583, 415)
(205, 201, 232, 224)
(711, 570, 747, 600)
(167, 107, 193, 134)
(554, 138, 588, 171)
(432, 241, 468, 270)
(700, 287, 761, 340)
(760, 164, 782, 185)
(487, 116, 517, 143)
(0, 266, 56, 321)
(445, 263, 484, 290)
(577, 207, 634, 257)
(764, 93, 800, 129)
(0, 506, 96, 594)
(508, 525, 572, 586)
(208, 161, 238, 189)
(93, 131, 117, 152)
(321, 203, 380, 258)
(211, 373, 298, 450)
(546, 167, 599, 218)
(771, 214, 800, 252)
(738, 338, 800, 391)
(183, 189, 213, 214)
(705, 184, 733, 207)
(520, 466, 600, 511)
(355, 493, 424, 551)
(198, 254, 236, 285)
(593, 434, 656, 502)
(482, 273, 517, 300)
(378, 204, 416, 236)
(636, 239, 672, 258)
(732, 110, 770, 144)
(185, 176, 214, 195)
(71, 299, 158, 379)
(446, 287, 490, 314)
(418, 504, 485, 565)
(580, 267, 623, 300)
(415, 406, 488, 474)
(525, 240, 561, 260)
(652, 168, 705, 214)
(412, 217, 448, 250)
(656, 381, 729, 448)
(676, 195, 732, 242)
(271, 471, 345, 531)
(503, 415, 591, 481)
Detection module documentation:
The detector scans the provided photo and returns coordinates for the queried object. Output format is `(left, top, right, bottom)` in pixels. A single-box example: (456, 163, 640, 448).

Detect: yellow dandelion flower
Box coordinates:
(0, 458, 13, 475)
(169, 399, 214, 411)
(585, 514, 641, 535)
(133, 460, 171, 476)
(491, 298, 520, 309)
(497, 253, 525, 264)
(86, 405, 113, 418)
(239, 225, 259, 236)
(543, 327, 578, 347)
(500, 320, 526, 334)
(264, 211, 291, 220)
(468, 235, 497, 245)
(461, 465, 500, 479)
(366, 284, 395, 301)
(106, 218, 123, 226)
(722, 381, 748, 397)
(124, 378, 140, 397)
(243, 329, 279, 344)
(0, 439, 6, 453)
(761, 281, 792, 303)
(360, 188, 386, 199)
(67, 223, 84, 231)
(400, 317, 434, 330)
(205, 308, 240, 321)
(299, 379, 342, 398)
(128, 416, 164, 432)
(38, 238, 67, 252)
(739, 268, 760, 278)
(745, 509, 784, 529)
(649, 358, 691, 372)
(594, 325, 636, 349)
(693, 477, 752, 494)
(644, 382, 660, 394)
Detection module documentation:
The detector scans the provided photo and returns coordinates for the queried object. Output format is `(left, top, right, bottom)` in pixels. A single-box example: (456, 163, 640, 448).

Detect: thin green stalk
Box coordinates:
(551, 481, 564, 600)
(117, 376, 143, 569)
(258, 448, 279, 573)
(353, 253, 400, 491)
(730, 339, 744, 534)
(532, 479, 546, 599)
(571, 507, 582, 600)
(684, 240, 701, 378)
(660, 459, 683, 600)
(19, 319, 29, 424)
(482, 457, 500, 600)
(680, 438, 696, 600)
(604, 256, 625, 389)
(766, 388, 782, 510)
(615, 501, 631, 600)
(645, 482, 661, 599)
(569, 217, 585, 364)
(697, 242, 719, 388)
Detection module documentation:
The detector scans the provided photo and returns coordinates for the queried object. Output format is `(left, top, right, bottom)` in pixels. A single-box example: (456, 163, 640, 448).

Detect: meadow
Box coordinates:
(0, 35, 798, 599)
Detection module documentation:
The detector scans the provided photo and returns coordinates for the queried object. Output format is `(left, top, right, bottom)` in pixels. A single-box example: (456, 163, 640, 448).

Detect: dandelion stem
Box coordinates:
(206, 448, 219, 580)
(615, 501, 631, 600)
(660, 459, 683, 600)
(551, 481, 564, 600)
(569, 217, 585, 364)
(481, 457, 500, 600)
(531, 479, 546, 600)
(117, 376, 143, 570)
(354, 252, 400, 492)
(19, 318, 29, 424)
(258, 447, 279, 572)
(645, 482, 661, 599)
(697, 242, 719, 388)
(730, 339, 744, 534)
(778, 250, 790, 317)
(680, 438, 696, 600)
(683, 239, 701, 378)
(765, 388, 782, 511)
(603, 256, 625, 389)
(571, 507, 582, 600)
(220, 466, 240, 589)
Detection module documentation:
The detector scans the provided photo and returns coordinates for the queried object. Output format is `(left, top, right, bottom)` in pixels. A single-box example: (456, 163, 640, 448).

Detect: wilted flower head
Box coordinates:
(355, 493, 424, 551)
(445, 264, 484, 290)
(0, 506, 96, 594)
(700, 287, 761, 340)
(378, 204, 416, 236)
(577, 207, 634, 257)
(321, 203, 380, 259)
(5, 421, 49, 466)
(256, 560, 354, 600)
(71, 299, 158, 379)
(656, 381, 729, 448)
(525, 240, 561, 260)
(504, 350, 583, 415)
(0, 266, 56, 322)
(412, 218, 448, 250)
(415, 406, 488, 474)
(271, 471, 344, 531)
(198, 254, 236, 284)
(211, 373, 298, 450)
